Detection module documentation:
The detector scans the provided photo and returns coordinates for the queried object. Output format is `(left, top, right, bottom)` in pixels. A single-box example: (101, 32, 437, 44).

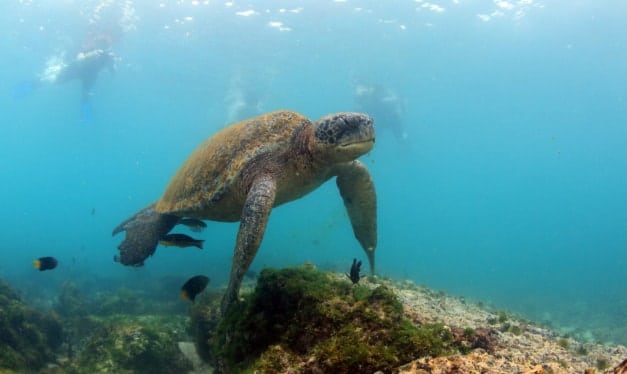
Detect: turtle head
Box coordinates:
(312, 112, 375, 163)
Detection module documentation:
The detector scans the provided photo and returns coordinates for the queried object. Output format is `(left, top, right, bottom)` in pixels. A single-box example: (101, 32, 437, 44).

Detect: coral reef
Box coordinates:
(188, 266, 627, 374)
(53, 283, 194, 374)
(2, 266, 626, 373)
(0, 277, 196, 373)
(192, 265, 480, 373)
(0, 278, 63, 371)
(64, 315, 192, 374)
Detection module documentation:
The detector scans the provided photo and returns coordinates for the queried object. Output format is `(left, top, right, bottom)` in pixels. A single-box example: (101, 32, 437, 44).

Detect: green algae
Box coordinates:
(0, 277, 197, 373)
(497, 310, 509, 323)
(596, 356, 610, 370)
(0, 279, 63, 372)
(65, 315, 192, 374)
(188, 288, 225, 363)
(195, 265, 465, 373)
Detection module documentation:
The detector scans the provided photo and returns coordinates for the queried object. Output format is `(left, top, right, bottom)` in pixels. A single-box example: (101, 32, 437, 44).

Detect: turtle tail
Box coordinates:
(112, 203, 179, 266)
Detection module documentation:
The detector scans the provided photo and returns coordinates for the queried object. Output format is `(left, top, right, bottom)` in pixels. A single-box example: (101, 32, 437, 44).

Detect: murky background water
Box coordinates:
(1, 0, 626, 345)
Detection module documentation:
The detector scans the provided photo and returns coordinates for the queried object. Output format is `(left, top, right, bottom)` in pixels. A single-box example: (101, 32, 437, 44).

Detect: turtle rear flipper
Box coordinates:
(113, 203, 179, 266)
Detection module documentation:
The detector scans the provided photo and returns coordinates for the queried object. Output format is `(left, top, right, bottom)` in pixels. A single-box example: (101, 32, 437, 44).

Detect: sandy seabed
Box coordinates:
(387, 277, 627, 374)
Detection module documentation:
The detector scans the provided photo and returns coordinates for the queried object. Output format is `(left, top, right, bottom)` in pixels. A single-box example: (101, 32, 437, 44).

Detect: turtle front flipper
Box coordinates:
(221, 176, 277, 314)
(112, 203, 179, 266)
(334, 160, 377, 274)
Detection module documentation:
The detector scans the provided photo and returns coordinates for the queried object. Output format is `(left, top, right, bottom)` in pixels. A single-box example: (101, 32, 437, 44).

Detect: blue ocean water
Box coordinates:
(1, 0, 626, 345)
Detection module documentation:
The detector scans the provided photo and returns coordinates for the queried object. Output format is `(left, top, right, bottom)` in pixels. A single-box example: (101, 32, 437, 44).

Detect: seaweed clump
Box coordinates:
(66, 316, 192, 374)
(194, 265, 468, 373)
(0, 278, 63, 371)
(47, 279, 197, 373)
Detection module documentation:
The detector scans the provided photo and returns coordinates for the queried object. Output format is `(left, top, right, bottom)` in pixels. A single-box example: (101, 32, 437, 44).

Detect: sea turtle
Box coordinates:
(112, 110, 377, 313)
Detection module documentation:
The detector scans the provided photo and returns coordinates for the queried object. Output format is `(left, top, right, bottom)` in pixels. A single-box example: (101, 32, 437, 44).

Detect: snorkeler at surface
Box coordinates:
(12, 0, 134, 122)
(224, 69, 267, 123)
(40, 48, 116, 103)
(14, 48, 116, 122)
(23, 48, 116, 122)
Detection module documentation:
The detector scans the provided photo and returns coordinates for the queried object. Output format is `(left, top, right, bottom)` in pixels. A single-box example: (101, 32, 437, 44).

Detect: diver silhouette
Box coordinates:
(40, 49, 116, 103)
(14, 48, 116, 122)
(224, 70, 266, 123)
(353, 82, 408, 145)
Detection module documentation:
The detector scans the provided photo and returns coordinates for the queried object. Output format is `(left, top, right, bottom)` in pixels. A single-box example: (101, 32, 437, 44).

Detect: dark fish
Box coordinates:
(178, 218, 207, 232)
(346, 258, 361, 284)
(160, 233, 204, 249)
(181, 275, 210, 302)
(91, 207, 96, 215)
(34, 256, 58, 271)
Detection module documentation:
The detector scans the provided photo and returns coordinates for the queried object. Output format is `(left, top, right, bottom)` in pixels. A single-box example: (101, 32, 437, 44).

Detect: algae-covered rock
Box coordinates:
(194, 265, 466, 373)
(188, 289, 224, 363)
(54, 281, 89, 319)
(0, 278, 63, 371)
(68, 315, 192, 374)
(45, 278, 199, 373)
